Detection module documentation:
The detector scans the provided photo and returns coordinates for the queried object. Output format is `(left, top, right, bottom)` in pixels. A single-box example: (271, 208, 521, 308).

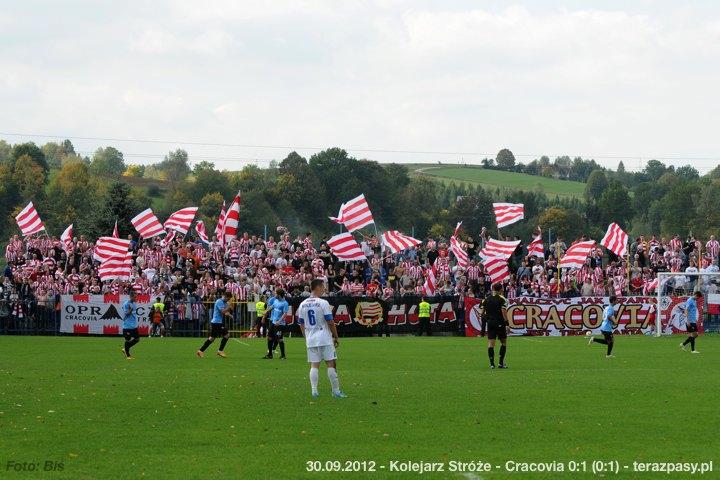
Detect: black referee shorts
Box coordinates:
(686, 323, 698, 333)
(210, 323, 228, 337)
(487, 323, 507, 340)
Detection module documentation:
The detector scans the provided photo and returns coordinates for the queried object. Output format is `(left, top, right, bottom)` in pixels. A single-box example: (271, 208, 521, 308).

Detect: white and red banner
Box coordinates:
(382, 230, 421, 254)
(224, 194, 241, 243)
(480, 238, 521, 260)
(60, 294, 153, 335)
(15, 202, 46, 236)
(196, 220, 209, 244)
(330, 193, 375, 232)
(493, 202, 524, 228)
(98, 251, 133, 281)
(600, 223, 628, 257)
(215, 201, 226, 243)
(60, 224, 73, 252)
(449, 221, 469, 269)
(94, 237, 131, 263)
(464, 296, 703, 337)
(527, 236, 544, 258)
(560, 240, 595, 269)
(327, 232, 367, 261)
(164, 207, 198, 234)
(482, 256, 510, 283)
(131, 208, 164, 238)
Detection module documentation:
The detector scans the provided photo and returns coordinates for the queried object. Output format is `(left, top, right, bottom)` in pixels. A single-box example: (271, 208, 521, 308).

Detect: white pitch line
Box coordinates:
(233, 339, 252, 346)
(520, 337, 543, 343)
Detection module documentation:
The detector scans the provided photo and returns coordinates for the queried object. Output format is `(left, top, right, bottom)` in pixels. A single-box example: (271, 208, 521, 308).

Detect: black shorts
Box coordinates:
(123, 328, 140, 340)
(269, 322, 285, 339)
(601, 331, 614, 342)
(487, 323, 507, 340)
(210, 323, 228, 337)
(686, 323, 698, 333)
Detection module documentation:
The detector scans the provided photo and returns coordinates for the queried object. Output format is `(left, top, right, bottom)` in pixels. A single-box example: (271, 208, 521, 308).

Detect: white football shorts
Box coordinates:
(307, 345, 337, 363)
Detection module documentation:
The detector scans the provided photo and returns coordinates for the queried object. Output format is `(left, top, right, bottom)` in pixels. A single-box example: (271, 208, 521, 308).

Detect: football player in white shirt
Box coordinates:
(297, 279, 347, 398)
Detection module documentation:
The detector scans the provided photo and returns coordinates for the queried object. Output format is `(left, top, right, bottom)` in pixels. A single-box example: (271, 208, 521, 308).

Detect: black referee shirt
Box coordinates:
(481, 294, 507, 327)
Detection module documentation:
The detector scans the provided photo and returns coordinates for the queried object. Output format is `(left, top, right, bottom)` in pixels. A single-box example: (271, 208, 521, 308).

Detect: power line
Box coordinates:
(74, 151, 274, 163)
(3, 131, 720, 163)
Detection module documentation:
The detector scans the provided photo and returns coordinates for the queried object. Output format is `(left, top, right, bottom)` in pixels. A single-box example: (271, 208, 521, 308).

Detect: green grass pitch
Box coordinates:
(1, 335, 718, 479)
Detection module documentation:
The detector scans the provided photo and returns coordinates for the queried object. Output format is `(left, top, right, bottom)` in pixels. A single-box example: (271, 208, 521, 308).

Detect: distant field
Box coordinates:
(410, 164, 585, 199)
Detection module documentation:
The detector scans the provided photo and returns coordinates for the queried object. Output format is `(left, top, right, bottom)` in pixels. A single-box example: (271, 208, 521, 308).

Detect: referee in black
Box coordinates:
(479, 283, 510, 369)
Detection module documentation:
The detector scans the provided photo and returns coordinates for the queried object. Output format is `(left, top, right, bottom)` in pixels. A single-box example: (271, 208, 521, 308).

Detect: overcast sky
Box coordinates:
(1, 1, 719, 172)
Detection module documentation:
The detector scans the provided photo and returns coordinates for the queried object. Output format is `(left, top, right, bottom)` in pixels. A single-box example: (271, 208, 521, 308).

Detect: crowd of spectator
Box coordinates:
(2, 228, 719, 324)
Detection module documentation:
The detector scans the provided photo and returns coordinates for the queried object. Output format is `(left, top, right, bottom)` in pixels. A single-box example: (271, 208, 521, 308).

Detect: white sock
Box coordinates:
(327, 367, 340, 394)
(309, 367, 319, 394)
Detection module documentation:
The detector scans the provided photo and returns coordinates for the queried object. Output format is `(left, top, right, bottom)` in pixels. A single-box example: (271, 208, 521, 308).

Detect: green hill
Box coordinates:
(408, 164, 585, 199)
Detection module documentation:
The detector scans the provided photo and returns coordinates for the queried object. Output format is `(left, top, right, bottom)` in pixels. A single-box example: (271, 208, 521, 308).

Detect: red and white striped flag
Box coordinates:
(60, 224, 73, 252)
(164, 207, 198, 235)
(381, 230, 421, 254)
(196, 221, 209, 244)
(99, 251, 133, 281)
(214, 201, 226, 243)
(493, 202, 524, 228)
(483, 256, 511, 284)
(94, 237, 132, 263)
(450, 236, 469, 269)
(450, 221, 469, 268)
(559, 240, 595, 269)
(600, 223, 628, 257)
(422, 262, 438, 296)
(131, 208, 164, 238)
(112, 220, 119, 238)
(161, 229, 176, 248)
(327, 232, 367, 261)
(480, 238, 521, 261)
(527, 236, 544, 258)
(330, 194, 374, 232)
(224, 194, 241, 244)
(15, 202, 46, 236)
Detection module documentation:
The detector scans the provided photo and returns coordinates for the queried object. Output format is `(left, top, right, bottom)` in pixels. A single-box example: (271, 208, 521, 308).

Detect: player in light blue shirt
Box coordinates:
(588, 295, 618, 358)
(680, 291, 703, 353)
(196, 291, 233, 358)
(263, 288, 290, 359)
(121, 291, 140, 359)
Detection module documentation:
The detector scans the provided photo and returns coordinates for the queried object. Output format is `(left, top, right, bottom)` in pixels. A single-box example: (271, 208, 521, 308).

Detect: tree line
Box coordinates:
(0, 140, 718, 250)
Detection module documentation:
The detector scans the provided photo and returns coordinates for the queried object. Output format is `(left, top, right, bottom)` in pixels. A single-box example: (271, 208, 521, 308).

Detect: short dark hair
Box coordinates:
(310, 279, 324, 291)
(276, 288, 285, 297)
(492, 283, 502, 292)
(223, 291, 232, 299)
(694, 291, 704, 297)
(609, 295, 618, 303)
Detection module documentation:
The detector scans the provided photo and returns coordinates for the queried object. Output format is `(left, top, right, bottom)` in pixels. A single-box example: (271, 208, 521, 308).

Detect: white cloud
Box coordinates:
(130, 28, 179, 54)
(1, 2, 720, 172)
